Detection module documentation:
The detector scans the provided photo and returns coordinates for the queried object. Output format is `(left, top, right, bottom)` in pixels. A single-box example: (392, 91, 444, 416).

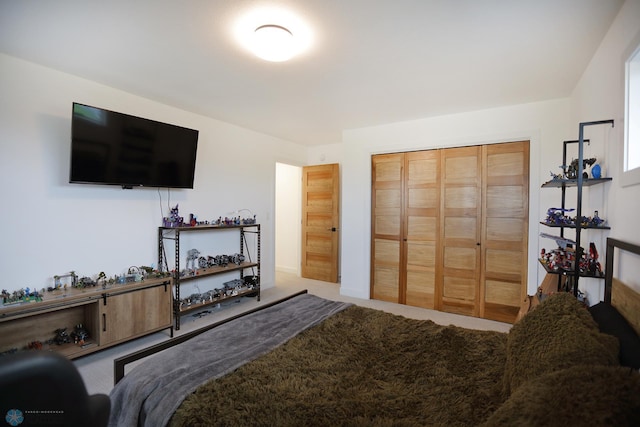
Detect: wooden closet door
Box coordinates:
(481, 141, 529, 322)
(371, 153, 404, 303)
(439, 146, 482, 316)
(404, 150, 440, 308)
(371, 142, 529, 323)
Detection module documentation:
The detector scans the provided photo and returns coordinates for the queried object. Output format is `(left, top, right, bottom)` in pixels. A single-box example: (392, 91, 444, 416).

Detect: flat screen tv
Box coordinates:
(70, 102, 199, 189)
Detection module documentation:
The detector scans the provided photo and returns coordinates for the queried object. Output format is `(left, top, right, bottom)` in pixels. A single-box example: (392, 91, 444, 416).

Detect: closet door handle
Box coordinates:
(102, 313, 107, 332)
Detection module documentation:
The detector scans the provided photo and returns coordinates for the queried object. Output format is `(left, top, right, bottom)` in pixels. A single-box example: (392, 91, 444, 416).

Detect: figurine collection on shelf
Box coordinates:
(565, 157, 597, 179)
(539, 241, 603, 277)
(543, 208, 606, 228)
(547, 157, 603, 182)
(181, 248, 247, 277)
(173, 244, 258, 311)
(162, 204, 257, 228)
(2, 323, 93, 356)
(1, 265, 170, 309)
(179, 278, 257, 312)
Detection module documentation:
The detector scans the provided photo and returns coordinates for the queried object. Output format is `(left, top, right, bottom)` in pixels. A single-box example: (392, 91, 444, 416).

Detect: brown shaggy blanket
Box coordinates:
(169, 305, 507, 427)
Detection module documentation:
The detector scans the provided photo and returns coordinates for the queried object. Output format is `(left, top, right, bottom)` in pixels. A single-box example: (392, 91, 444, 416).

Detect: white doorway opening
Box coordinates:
(275, 162, 302, 275)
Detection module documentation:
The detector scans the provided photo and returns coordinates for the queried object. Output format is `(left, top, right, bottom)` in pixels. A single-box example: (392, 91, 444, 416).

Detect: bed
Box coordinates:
(109, 238, 640, 426)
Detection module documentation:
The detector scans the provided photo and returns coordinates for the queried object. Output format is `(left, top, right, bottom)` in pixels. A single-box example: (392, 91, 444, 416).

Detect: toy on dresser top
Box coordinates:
(1, 265, 169, 308)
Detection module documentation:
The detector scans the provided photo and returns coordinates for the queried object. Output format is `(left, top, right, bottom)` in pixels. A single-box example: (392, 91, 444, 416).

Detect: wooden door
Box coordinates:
(404, 151, 440, 308)
(439, 146, 482, 316)
(481, 141, 529, 322)
(371, 154, 404, 302)
(301, 163, 340, 282)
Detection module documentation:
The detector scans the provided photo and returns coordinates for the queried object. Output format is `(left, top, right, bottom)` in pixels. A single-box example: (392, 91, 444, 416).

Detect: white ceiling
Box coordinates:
(0, 0, 625, 146)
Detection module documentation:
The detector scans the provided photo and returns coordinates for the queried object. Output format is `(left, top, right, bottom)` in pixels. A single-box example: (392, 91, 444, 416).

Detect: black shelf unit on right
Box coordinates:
(539, 120, 614, 296)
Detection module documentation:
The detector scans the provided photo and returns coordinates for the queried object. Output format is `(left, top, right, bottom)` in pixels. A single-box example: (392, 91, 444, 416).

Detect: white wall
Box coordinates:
(275, 163, 301, 274)
(0, 53, 308, 293)
(340, 99, 571, 299)
(307, 143, 343, 165)
(339, 0, 640, 304)
(569, 0, 640, 297)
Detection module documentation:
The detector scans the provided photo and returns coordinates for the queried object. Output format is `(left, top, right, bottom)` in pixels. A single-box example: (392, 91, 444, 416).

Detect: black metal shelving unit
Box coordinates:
(158, 223, 260, 330)
(540, 120, 614, 296)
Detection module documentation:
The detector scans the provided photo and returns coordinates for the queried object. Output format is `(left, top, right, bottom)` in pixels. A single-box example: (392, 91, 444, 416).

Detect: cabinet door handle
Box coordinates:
(103, 313, 107, 332)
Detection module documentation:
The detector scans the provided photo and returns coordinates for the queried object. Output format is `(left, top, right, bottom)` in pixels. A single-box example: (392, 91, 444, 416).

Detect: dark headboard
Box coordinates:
(605, 238, 640, 302)
(604, 238, 640, 335)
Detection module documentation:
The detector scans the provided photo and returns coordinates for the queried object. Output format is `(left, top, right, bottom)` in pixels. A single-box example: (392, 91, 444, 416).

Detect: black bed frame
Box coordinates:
(113, 289, 309, 384)
(605, 238, 640, 304)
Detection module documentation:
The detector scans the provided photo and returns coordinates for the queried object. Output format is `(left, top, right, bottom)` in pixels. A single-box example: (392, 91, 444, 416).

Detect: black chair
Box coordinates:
(0, 351, 110, 427)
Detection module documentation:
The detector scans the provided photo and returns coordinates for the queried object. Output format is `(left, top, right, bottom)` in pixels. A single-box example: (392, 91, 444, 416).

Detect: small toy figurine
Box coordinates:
(238, 215, 257, 224)
(54, 328, 71, 345)
(52, 272, 78, 291)
(588, 242, 603, 276)
(198, 256, 209, 269)
(590, 211, 605, 227)
(231, 253, 245, 265)
(71, 324, 89, 345)
(163, 204, 184, 228)
(545, 207, 575, 226)
(550, 171, 563, 181)
(97, 271, 107, 289)
(77, 277, 97, 288)
(186, 249, 201, 271)
(566, 157, 596, 179)
(215, 254, 229, 267)
(28, 341, 43, 350)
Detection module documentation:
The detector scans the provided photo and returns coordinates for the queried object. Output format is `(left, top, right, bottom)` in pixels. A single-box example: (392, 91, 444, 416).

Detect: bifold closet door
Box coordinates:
(439, 146, 482, 316)
(371, 153, 404, 303)
(481, 141, 529, 322)
(371, 151, 440, 308)
(371, 141, 528, 323)
(404, 150, 440, 309)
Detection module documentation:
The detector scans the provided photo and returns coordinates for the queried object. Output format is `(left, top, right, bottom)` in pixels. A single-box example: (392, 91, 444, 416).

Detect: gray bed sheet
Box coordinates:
(108, 293, 351, 427)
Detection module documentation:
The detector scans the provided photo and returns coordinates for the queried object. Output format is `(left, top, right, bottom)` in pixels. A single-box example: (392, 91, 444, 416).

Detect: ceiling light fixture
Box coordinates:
(253, 24, 295, 62)
(234, 7, 313, 63)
